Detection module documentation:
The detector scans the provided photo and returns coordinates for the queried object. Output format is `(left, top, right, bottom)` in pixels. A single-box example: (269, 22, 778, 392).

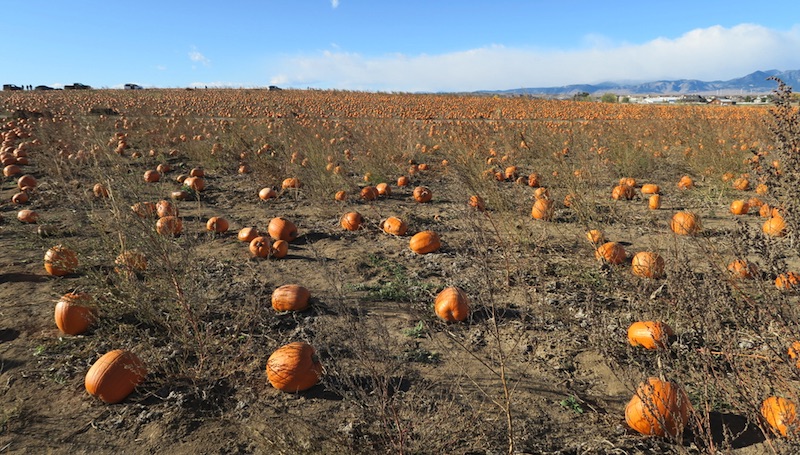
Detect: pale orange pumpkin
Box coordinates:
(259, 187, 277, 200)
(238, 227, 259, 242)
(611, 184, 635, 200)
(375, 182, 391, 196)
(763, 216, 787, 237)
(184, 176, 206, 192)
(586, 229, 605, 245)
(156, 200, 178, 218)
(775, 272, 800, 291)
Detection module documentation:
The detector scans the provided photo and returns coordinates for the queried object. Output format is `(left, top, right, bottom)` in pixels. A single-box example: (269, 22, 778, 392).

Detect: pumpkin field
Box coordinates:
(1, 84, 799, 454)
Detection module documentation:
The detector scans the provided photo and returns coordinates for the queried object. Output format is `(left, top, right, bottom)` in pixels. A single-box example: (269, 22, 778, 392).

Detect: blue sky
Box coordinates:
(2, 1, 799, 92)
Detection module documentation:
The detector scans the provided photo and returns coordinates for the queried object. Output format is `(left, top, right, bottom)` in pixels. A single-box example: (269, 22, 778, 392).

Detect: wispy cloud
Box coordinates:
(189, 47, 211, 67)
(269, 24, 800, 91)
(331, 0, 340, 8)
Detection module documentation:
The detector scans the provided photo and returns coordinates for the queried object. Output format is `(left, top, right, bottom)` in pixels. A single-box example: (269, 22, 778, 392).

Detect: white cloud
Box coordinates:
(189, 47, 211, 67)
(268, 23, 800, 91)
(331, 0, 339, 8)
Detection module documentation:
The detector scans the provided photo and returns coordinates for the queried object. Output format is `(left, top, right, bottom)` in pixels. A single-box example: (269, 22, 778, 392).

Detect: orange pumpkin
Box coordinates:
(625, 377, 690, 438)
(360, 186, 378, 201)
(413, 186, 433, 203)
(268, 217, 298, 242)
(381, 216, 408, 236)
(17, 209, 39, 223)
(266, 342, 322, 393)
(281, 177, 301, 189)
(143, 169, 160, 183)
(93, 183, 109, 198)
(397, 175, 410, 187)
(729, 200, 749, 215)
(775, 272, 800, 291)
(648, 194, 661, 210)
(11, 191, 29, 204)
(334, 190, 347, 201)
(341, 212, 364, 231)
(527, 173, 541, 187)
(640, 183, 660, 195)
(627, 321, 674, 349)
(156, 200, 178, 218)
(54, 292, 97, 335)
(727, 259, 757, 279)
(375, 182, 391, 196)
(156, 216, 183, 236)
(631, 252, 665, 279)
(530, 198, 554, 221)
(249, 236, 271, 258)
(670, 212, 700, 235)
(595, 242, 626, 265)
(761, 396, 799, 437)
(17, 174, 37, 190)
(131, 202, 157, 218)
(409, 231, 441, 254)
(763, 216, 787, 237)
(586, 229, 605, 245)
(44, 245, 78, 276)
(611, 184, 635, 200)
(434, 287, 470, 322)
(272, 284, 310, 312)
(271, 240, 289, 259)
(184, 176, 206, 192)
(788, 341, 800, 369)
(85, 350, 147, 404)
(468, 195, 486, 211)
(677, 175, 694, 190)
(237, 227, 259, 242)
(732, 177, 750, 191)
(206, 217, 229, 233)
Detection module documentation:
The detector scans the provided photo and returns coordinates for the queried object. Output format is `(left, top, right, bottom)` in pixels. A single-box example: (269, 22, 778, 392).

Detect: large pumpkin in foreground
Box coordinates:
(266, 342, 322, 392)
(625, 377, 690, 438)
(761, 396, 798, 437)
(409, 231, 441, 254)
(85, 350, 147, 404)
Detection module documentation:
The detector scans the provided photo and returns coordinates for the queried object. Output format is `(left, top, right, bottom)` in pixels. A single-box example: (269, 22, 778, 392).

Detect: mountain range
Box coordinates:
(480, 69, 800, 97)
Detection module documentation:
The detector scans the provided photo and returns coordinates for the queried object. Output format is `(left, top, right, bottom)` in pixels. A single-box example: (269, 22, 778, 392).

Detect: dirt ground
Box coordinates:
(0, 91, 796, 454)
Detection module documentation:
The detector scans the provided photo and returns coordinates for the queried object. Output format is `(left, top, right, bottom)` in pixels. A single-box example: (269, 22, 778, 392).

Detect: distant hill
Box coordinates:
(478, 69, 800, 96)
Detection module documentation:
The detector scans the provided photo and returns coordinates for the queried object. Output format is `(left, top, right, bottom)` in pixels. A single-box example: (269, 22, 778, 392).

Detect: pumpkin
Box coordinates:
(413, 186, 433, 203)
(595, 242, 626, 265)
(341, 212, 364, 231)
(259, 187, 277, 200)
(775, 272, 800, 291)
(641, 183, 660, 195)
(360, 186, 378, 201)
(17, 209, 39, 223)
(238, 227, 259, 242)
(648, 194, 661, 210)
(434, 287, 470, 322)
(93, 183, 109, 198)
(381, 216, 408, 236)
(85, 350, 147, 404)
(788, 341, 800, 369)
(747, 197, 764, 209)
(631, 252, 665, 279)
(409, 231, 441, 254)
(729, 200, 749, 215)
(17, 174, 37, 190)
(397, 175, 410, 187)
(268, 217, 298, 242)
(469, 195, 486, 211)
(533, 187, 550, 200)
(334, 190, 347, 201)
(156, 163, 171, 174)
(271, 240, 289, 259)
(272, 284, 310, 311)
(3, 164, 21, 177)
(627, 321, 674, 349)
(184, 176, 206, 192)
(189, 167, 205, 177)
(586, 229, 605, 245)
(282, 177, 301, 189)
(755, 183, 769, 195)
(677, 175, 694, 190)
(530, 198, 554, 221)
(527, 173, 541, 187)
(611, 184, 635, 200)
(131, 202, 157, 218)
(266, 342, 322, 393)
(761, 396, 799, 437)
(156, 216, 183, 236)
(11, 191, 29, 204)
(206, 217, 229, 233)
(156, 200, 178, 218)
(44, 245, 78, 276)
(732, 177, 750, 191)
(54, 292, 97, 335)
(619, 177, 637, 188)
(375, 182, 391, 196)
(670, 212, 700, 236)
(143, 170, 160, 183)
(625, 377, 690, 438)
(727, 259, 757, 279)
(504, 166, 518, 180)
(249, 236, 271, 258)
(115, 250, 147, 275)
(563, 193, 577, 208)
(763, 216, 787, 237)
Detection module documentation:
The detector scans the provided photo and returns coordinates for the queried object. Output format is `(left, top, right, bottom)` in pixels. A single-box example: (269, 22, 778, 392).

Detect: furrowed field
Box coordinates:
(1, 86, 799, 454)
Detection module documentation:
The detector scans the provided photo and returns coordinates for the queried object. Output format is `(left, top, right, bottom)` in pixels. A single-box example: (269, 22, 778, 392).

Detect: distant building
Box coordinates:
(709, 98, 736, 106)
(3, 84, 23, 91)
